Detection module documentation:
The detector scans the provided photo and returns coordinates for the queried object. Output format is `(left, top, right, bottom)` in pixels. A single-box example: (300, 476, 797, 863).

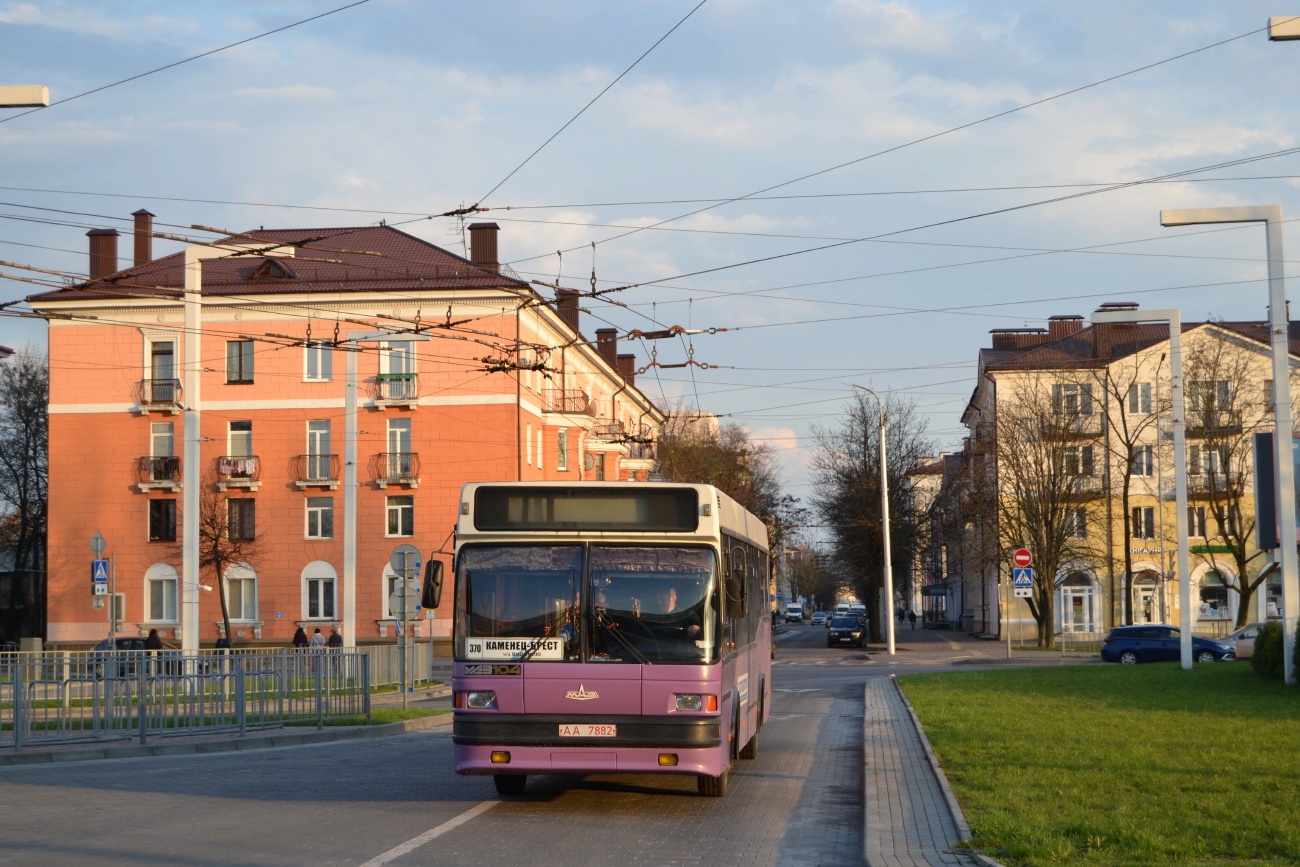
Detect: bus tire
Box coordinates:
(493, 774, 527, 796)
(697, 769, 728, 797)
(739, 729, 758, 759)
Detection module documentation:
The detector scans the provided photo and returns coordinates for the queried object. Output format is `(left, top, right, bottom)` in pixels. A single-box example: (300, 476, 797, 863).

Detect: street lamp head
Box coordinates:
(1160, 205, 1281, 227)
(0, 85, 49, 109)
(1269, 16, 1300, 40)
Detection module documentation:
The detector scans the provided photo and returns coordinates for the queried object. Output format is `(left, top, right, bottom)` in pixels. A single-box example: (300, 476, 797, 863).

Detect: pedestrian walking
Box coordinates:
(292, 626, 309, 649)
(214, 635, 231, 653)
(327, 626, 343, 648)
(908, 609, 917, 630)
(144, 628, 163, 650)
(309, 628, 326, 648)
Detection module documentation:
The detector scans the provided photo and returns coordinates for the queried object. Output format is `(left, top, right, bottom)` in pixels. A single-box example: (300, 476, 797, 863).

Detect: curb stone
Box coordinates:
(890, 676, 1008, 867)
(0, 713, 452, 768)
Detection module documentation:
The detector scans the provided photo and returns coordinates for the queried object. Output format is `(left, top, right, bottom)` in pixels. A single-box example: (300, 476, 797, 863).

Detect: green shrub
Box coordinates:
(1295, 617, 1300, 678)
(1252, 621, 1284, 680)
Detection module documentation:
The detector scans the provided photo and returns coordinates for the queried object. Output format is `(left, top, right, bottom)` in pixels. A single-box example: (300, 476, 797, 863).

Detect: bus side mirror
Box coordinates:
(422, 560, 444, 610)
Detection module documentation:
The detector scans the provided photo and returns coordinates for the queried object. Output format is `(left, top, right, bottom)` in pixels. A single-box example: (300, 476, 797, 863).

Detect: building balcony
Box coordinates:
(1187, 472, 1241, 499)
(1185, 410, 1243, 438)
(1065, 475, 1104, 498)
(134, 379, 182, 414)
(1042, 412, 1102, 439)
(291, 454, 341, 490)
(216, 455, 261, 491)
(371, 374, 419, 409)
(588, 419, 626, 441)
(136, 456, 181, 492)
(543, 388, 595, 416)
(373, 452, 420, 488)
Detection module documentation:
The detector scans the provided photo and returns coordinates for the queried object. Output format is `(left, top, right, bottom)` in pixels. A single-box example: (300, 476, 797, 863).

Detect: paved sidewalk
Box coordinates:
(863, 677, 980, 867)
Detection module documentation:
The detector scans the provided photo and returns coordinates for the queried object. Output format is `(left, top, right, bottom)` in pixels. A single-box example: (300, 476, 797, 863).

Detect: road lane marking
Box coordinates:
(358, 800, 499, 866)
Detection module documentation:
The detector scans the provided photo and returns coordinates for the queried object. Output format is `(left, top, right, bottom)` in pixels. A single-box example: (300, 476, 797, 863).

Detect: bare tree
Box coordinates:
(1097, 351, 1165, 625)
(808, 391, 933, 642)
(0, 348, 48, 639)
(990, 372, 1104, 647)
(196, 481, 260, 646)
(1182, 334, 1267, 628)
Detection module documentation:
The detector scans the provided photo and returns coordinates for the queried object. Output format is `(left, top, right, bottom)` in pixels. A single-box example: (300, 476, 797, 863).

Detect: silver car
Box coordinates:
(1224, 623, 1266, 659)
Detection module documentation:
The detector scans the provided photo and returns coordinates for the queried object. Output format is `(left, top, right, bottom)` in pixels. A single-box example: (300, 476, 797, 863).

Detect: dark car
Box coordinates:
(89, 636, 184, 677)
(827, 616, 865, 648)
(1100, 625, 1235, 664)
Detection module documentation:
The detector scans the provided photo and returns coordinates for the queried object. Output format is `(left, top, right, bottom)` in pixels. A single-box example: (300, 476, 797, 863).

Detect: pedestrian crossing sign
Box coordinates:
(91, 559, 109, 583)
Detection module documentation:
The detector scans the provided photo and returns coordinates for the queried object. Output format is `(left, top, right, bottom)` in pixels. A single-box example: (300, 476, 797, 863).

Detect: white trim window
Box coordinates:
(1127, 382, 1152, 414)
(145, 563, 178, 622)
(306, 497, 334, 539)
(151, 422, 174, 457)
(304, 339, 333, 382)
(557, 428, 569, 471)
(1131, 445, 1154, 478)
(1188, 506, 1207, 538)
(229, 420, 253, 457)
(303, 561, 337, 620)
(386, 495, 414, 537)
(1065, 507, 1087, 539)
(224, 563, 257, 622)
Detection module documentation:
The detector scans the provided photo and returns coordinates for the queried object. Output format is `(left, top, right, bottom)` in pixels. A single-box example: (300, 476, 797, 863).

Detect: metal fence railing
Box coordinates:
(1, 650, 373, 749)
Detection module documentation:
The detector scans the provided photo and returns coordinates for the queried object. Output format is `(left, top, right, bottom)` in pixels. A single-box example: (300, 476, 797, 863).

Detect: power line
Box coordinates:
(0, 0, 374, 125)
(474, 0, 711, 207)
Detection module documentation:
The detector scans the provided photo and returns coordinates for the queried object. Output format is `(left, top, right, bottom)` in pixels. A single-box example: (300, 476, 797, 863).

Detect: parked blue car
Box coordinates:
(1100, 625, 1235, 664)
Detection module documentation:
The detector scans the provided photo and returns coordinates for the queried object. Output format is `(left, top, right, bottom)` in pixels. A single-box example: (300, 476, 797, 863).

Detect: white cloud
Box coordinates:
(831, 0, 953, 53)
(232, 84, 337, 102)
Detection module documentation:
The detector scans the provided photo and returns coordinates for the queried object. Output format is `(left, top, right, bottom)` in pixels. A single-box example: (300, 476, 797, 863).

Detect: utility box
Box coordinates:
(20, 637, 42, 653)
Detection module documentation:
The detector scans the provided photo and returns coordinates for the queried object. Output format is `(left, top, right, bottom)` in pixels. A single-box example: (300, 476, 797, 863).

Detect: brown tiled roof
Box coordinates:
(26, 226, 530, 303)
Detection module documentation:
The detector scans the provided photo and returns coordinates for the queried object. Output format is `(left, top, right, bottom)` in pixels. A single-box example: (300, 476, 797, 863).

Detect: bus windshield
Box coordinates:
(589, 546, 716, 665)
(456, 546, 582, 662)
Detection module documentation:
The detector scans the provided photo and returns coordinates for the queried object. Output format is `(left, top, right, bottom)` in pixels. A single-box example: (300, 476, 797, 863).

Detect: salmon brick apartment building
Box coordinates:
(29, 215, 663, 649)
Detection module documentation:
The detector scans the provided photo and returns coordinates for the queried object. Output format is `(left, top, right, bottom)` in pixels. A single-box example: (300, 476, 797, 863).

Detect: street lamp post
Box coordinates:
(1160, 206, 1298, 684)
(1092, 309, 1193, 670)
(852, 386, 895, 655)
(0, 85, 49, 109)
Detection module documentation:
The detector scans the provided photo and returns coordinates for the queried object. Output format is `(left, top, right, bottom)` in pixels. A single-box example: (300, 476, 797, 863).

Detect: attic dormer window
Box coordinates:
(247, 258, 298, 280)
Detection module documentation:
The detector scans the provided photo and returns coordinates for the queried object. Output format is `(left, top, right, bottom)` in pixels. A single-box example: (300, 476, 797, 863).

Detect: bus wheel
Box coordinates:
(493, 774, 527, 796)
(698, 769, 728, 797)
(739, 730, 758, 760)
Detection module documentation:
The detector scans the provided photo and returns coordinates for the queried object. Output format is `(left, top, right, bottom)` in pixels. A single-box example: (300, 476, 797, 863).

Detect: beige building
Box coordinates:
(930, 303, 1297, 642)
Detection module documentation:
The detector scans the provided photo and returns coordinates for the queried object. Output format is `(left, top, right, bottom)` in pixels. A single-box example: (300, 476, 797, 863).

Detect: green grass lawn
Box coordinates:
(900, 664, 1300, 867)
(284, 707, 449, 727)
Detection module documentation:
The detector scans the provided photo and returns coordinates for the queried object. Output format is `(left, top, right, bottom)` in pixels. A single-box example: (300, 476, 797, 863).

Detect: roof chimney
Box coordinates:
(617, 353, 636, 386)
(1093, 302, 1139, 360)
(87, 228, 119, 281)
(468, 222, 499, 273)
(1048, 314, 1084, 342)
(132, 209, 154, 267)
(595, 328, 618, 369)
(988, 327, 1049, 350)
(555, 288, 580, 333)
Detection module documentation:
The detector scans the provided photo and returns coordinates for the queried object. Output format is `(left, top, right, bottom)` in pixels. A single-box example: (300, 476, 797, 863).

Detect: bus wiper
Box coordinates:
(595, 609, 652, 665)
(517, 631, 554, 663)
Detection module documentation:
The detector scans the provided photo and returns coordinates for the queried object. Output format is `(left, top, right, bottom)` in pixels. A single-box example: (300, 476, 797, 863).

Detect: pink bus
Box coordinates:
(426, 482, 772, 797)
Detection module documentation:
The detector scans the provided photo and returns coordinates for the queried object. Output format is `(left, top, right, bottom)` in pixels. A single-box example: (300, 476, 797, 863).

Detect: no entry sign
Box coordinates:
(1012, 548, 1032, 568)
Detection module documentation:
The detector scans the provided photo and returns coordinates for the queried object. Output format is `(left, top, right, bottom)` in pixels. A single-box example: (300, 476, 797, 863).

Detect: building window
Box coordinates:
(306, 497, 334, 539)
(149, 499, 176, 542)
(303, 561, 337, 620)
(229, 421, 253, 458)
(557, 428, 569, 471)
(145, 564, 178, 622)
(226, 340, 255, 384)
(1189, 443, 1229, 476)
(1131, 445, 1154, 478)
(595, 452, 606, 481)
(307, 420, 331, 479)
(1065, 507, 1087, 539)
(1131, 506, 1155, 539)
(149, 340, 175, 382)
(1189, 506, 1207, 537)
(1214, 504, 1239, 537)
(1127, 382, 1152, 414)
(304, 339, 333, 381)
(1063, 444, 1094, 476)
(526, 424, 533, 466)
(224, 563, 257, 621)
(1199, 571, 1231, 620)
(228, 499, 255, 541)
(537, 428, 544, 472)
(1052, 382, 1093, 415)
(386, 495, 414, 536)
(151, 422, 174, 458)
(1187, 380, 1231, 414)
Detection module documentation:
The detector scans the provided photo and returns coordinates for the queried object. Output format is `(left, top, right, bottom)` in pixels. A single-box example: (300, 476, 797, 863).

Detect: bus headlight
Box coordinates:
(675, 694, 703, 711)
(466, 690, 497, 709)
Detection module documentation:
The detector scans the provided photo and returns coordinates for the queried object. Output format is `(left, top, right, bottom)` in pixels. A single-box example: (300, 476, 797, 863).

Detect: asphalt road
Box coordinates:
(0, 627, 957, 867)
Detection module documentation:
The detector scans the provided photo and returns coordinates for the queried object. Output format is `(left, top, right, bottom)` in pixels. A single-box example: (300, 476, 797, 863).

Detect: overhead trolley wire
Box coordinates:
(0, 0, 375, 125)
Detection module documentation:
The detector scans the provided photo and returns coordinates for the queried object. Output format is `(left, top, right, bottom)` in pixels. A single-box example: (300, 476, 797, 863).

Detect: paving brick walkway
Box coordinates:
(862, 677, 979, 867)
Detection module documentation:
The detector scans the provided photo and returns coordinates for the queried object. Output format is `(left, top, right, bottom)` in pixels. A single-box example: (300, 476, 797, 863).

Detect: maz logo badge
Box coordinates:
(564, 684, 599, 701)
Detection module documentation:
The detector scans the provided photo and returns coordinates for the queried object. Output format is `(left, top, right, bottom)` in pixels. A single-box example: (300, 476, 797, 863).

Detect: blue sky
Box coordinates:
(3, 0, 1300, 497)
